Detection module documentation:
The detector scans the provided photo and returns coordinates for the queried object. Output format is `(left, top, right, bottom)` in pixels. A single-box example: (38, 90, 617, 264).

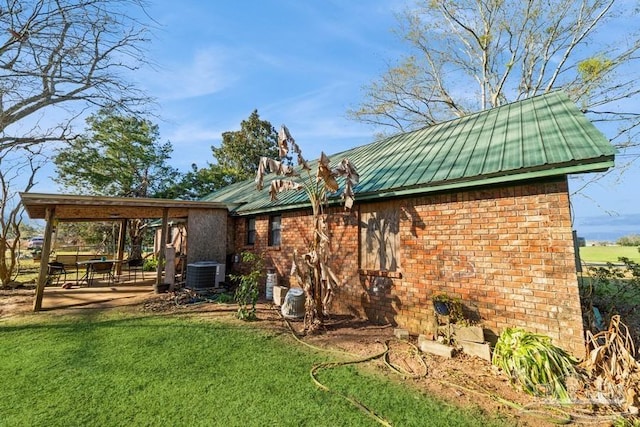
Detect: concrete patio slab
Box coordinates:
(40, 284, 154, 311)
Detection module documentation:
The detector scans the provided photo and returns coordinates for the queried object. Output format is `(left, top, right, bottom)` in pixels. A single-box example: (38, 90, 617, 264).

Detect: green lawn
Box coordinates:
(578, 245, 640, 263)
(0, 311, 502, 427)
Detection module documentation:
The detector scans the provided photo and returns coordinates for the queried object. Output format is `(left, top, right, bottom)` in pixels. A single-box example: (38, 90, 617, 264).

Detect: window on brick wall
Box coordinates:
(360, 205, 400, 271)
(268, 215, 281, 247)
(246, 217, 256, 245)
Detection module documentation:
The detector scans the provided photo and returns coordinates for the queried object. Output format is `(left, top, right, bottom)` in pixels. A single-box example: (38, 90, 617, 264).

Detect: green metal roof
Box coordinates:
(205, 91, 615, 215)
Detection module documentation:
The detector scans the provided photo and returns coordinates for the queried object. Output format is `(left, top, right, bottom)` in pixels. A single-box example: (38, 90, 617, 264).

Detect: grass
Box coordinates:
(578, 245, 640, 263)
(0, 258, 40, 284)
(0, 311, 503, 427)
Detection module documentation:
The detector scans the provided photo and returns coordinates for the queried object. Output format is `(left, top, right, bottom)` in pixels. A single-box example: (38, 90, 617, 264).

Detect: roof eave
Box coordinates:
(229, 158, 614, 216)
(356, 159, 614, 201)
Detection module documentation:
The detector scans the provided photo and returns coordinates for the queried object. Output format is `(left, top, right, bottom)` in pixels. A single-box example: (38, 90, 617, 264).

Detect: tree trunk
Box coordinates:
(128, 218, 145, 260)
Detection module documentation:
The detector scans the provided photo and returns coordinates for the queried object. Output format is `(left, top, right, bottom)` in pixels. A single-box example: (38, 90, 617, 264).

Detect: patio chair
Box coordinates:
(88, 261, 115, 286)
(124, 258, 144, 284)
(46, 261, 67, 286)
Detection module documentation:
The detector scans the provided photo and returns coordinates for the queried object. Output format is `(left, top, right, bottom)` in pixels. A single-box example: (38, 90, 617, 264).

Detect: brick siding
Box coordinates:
(229, 177, 585, 356)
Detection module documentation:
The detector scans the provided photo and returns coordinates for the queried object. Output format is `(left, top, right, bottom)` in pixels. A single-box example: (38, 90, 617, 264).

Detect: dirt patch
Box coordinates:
(0, 288, 35, 319)
(1, 288, 636, 425)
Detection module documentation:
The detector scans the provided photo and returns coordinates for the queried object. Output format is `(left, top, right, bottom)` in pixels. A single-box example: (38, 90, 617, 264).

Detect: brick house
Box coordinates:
(205, 91, 615, 356)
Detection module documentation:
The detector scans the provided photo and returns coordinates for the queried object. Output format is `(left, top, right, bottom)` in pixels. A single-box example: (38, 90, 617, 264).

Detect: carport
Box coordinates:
(20, 193, 229, 311)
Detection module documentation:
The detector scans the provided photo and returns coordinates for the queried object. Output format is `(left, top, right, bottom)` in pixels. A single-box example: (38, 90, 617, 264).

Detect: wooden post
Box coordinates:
(33, 207, 55, 311)
(156, 208, 169, 287)
(115, 219, 127, 276)
(165, 245, 176, 291)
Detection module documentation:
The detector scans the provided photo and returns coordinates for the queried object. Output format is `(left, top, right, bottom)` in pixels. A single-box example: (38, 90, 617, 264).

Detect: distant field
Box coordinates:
(578, 245, 640, 263)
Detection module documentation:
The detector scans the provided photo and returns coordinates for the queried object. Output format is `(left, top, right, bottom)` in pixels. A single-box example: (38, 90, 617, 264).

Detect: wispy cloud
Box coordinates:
(165, 122, 221, 145)
(312, 1, 404, 52)
(149, 46, 241, 100)
(257, 82, 377, 157)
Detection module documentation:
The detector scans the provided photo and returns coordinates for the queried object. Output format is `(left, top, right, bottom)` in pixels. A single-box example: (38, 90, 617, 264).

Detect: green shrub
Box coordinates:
(584, 257, 640, 320)
(214, 292, 234, 304)
(229, 252, 264, 321)
(616, 234, 640, 246)
(492, 328, 579, 402)
(143, 258, 158, 271)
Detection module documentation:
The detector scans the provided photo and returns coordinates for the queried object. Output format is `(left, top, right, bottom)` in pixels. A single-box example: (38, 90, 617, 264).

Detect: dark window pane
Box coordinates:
(247, 218, 256, 245)
(269, 215, 281, 246)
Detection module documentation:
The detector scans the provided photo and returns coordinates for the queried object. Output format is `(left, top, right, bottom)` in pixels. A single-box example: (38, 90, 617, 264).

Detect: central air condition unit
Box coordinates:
(186, 261, 225, 289)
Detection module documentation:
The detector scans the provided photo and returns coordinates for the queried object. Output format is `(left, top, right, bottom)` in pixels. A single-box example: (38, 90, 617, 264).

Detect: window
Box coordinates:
(269, 215, 281, 247)
(360, 205, 400, 271)
(246, 218, 256, 245)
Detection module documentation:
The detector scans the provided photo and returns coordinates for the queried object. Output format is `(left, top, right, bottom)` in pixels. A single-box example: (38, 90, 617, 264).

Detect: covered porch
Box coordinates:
(20, 193, 229, 311)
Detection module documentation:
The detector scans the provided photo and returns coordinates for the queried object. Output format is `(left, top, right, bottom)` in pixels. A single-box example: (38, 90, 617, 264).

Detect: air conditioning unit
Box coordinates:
(186, 261, 225, 289)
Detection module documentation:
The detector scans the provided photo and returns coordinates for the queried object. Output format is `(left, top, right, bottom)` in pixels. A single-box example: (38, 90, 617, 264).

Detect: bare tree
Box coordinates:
(0, 146, 43, 287)
(0, 0, 152, 284)
(350, 0, 640, 153)
(0, 0, 152, 151)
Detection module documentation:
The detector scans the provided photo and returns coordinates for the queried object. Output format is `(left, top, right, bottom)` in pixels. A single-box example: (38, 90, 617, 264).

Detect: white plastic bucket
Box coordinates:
(281, 288, 305, 319)
(266, 272, 277, 300)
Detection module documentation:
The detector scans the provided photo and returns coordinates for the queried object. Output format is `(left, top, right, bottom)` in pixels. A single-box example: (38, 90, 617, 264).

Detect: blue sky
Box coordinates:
(33, 0, 639, 240)
(134, 0, 404, 165)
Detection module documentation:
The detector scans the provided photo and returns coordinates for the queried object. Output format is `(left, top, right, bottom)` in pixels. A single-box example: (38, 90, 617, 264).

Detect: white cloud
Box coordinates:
(314, 1, 404, 50)
(150, 47, 240, 100)
(256, 83, 377, 158)
(165, 122, 220, 144)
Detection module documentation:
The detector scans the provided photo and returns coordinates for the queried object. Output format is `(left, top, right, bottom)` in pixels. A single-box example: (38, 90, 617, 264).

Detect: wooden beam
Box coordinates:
(115, 219, 127, 276)
(20, 193, 227, 221)
(54, 205, 190, 220)
(33, 207, 55, 311)
(156, 208, 169, 287)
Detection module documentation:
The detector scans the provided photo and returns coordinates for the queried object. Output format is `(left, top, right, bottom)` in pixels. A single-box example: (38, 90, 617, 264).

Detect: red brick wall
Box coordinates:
(229, 177, 585, 356)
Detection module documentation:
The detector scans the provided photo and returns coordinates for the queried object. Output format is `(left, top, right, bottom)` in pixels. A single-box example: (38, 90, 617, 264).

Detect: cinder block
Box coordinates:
(460, 340, 492, 361)
(418, 334, 433, 347)
(419, 340, 454, 358)
(453, 325, 484, 343)
(394, 328, 409, 340)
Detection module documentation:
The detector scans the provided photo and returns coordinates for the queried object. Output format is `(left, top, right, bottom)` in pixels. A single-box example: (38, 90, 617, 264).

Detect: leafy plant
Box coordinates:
(215, 292, 234, 304)
(431, 293, 465, 324)
(143, 258, 158, 271)
(230, 252, 264, 321)
(492, 328, 580, 402)
(584, 257, 640, 322)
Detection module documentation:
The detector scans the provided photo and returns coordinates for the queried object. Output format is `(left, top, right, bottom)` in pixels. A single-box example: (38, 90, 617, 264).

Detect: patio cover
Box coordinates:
(19, 193, 228, 311)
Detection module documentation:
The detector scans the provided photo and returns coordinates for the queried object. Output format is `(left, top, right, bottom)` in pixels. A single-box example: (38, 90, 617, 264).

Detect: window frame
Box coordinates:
(246, 217, 256, 246)
(268, 215, 281, 247)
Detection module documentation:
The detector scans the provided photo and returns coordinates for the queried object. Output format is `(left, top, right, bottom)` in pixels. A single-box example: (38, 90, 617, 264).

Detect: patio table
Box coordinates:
(76, 259, 121, 286)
